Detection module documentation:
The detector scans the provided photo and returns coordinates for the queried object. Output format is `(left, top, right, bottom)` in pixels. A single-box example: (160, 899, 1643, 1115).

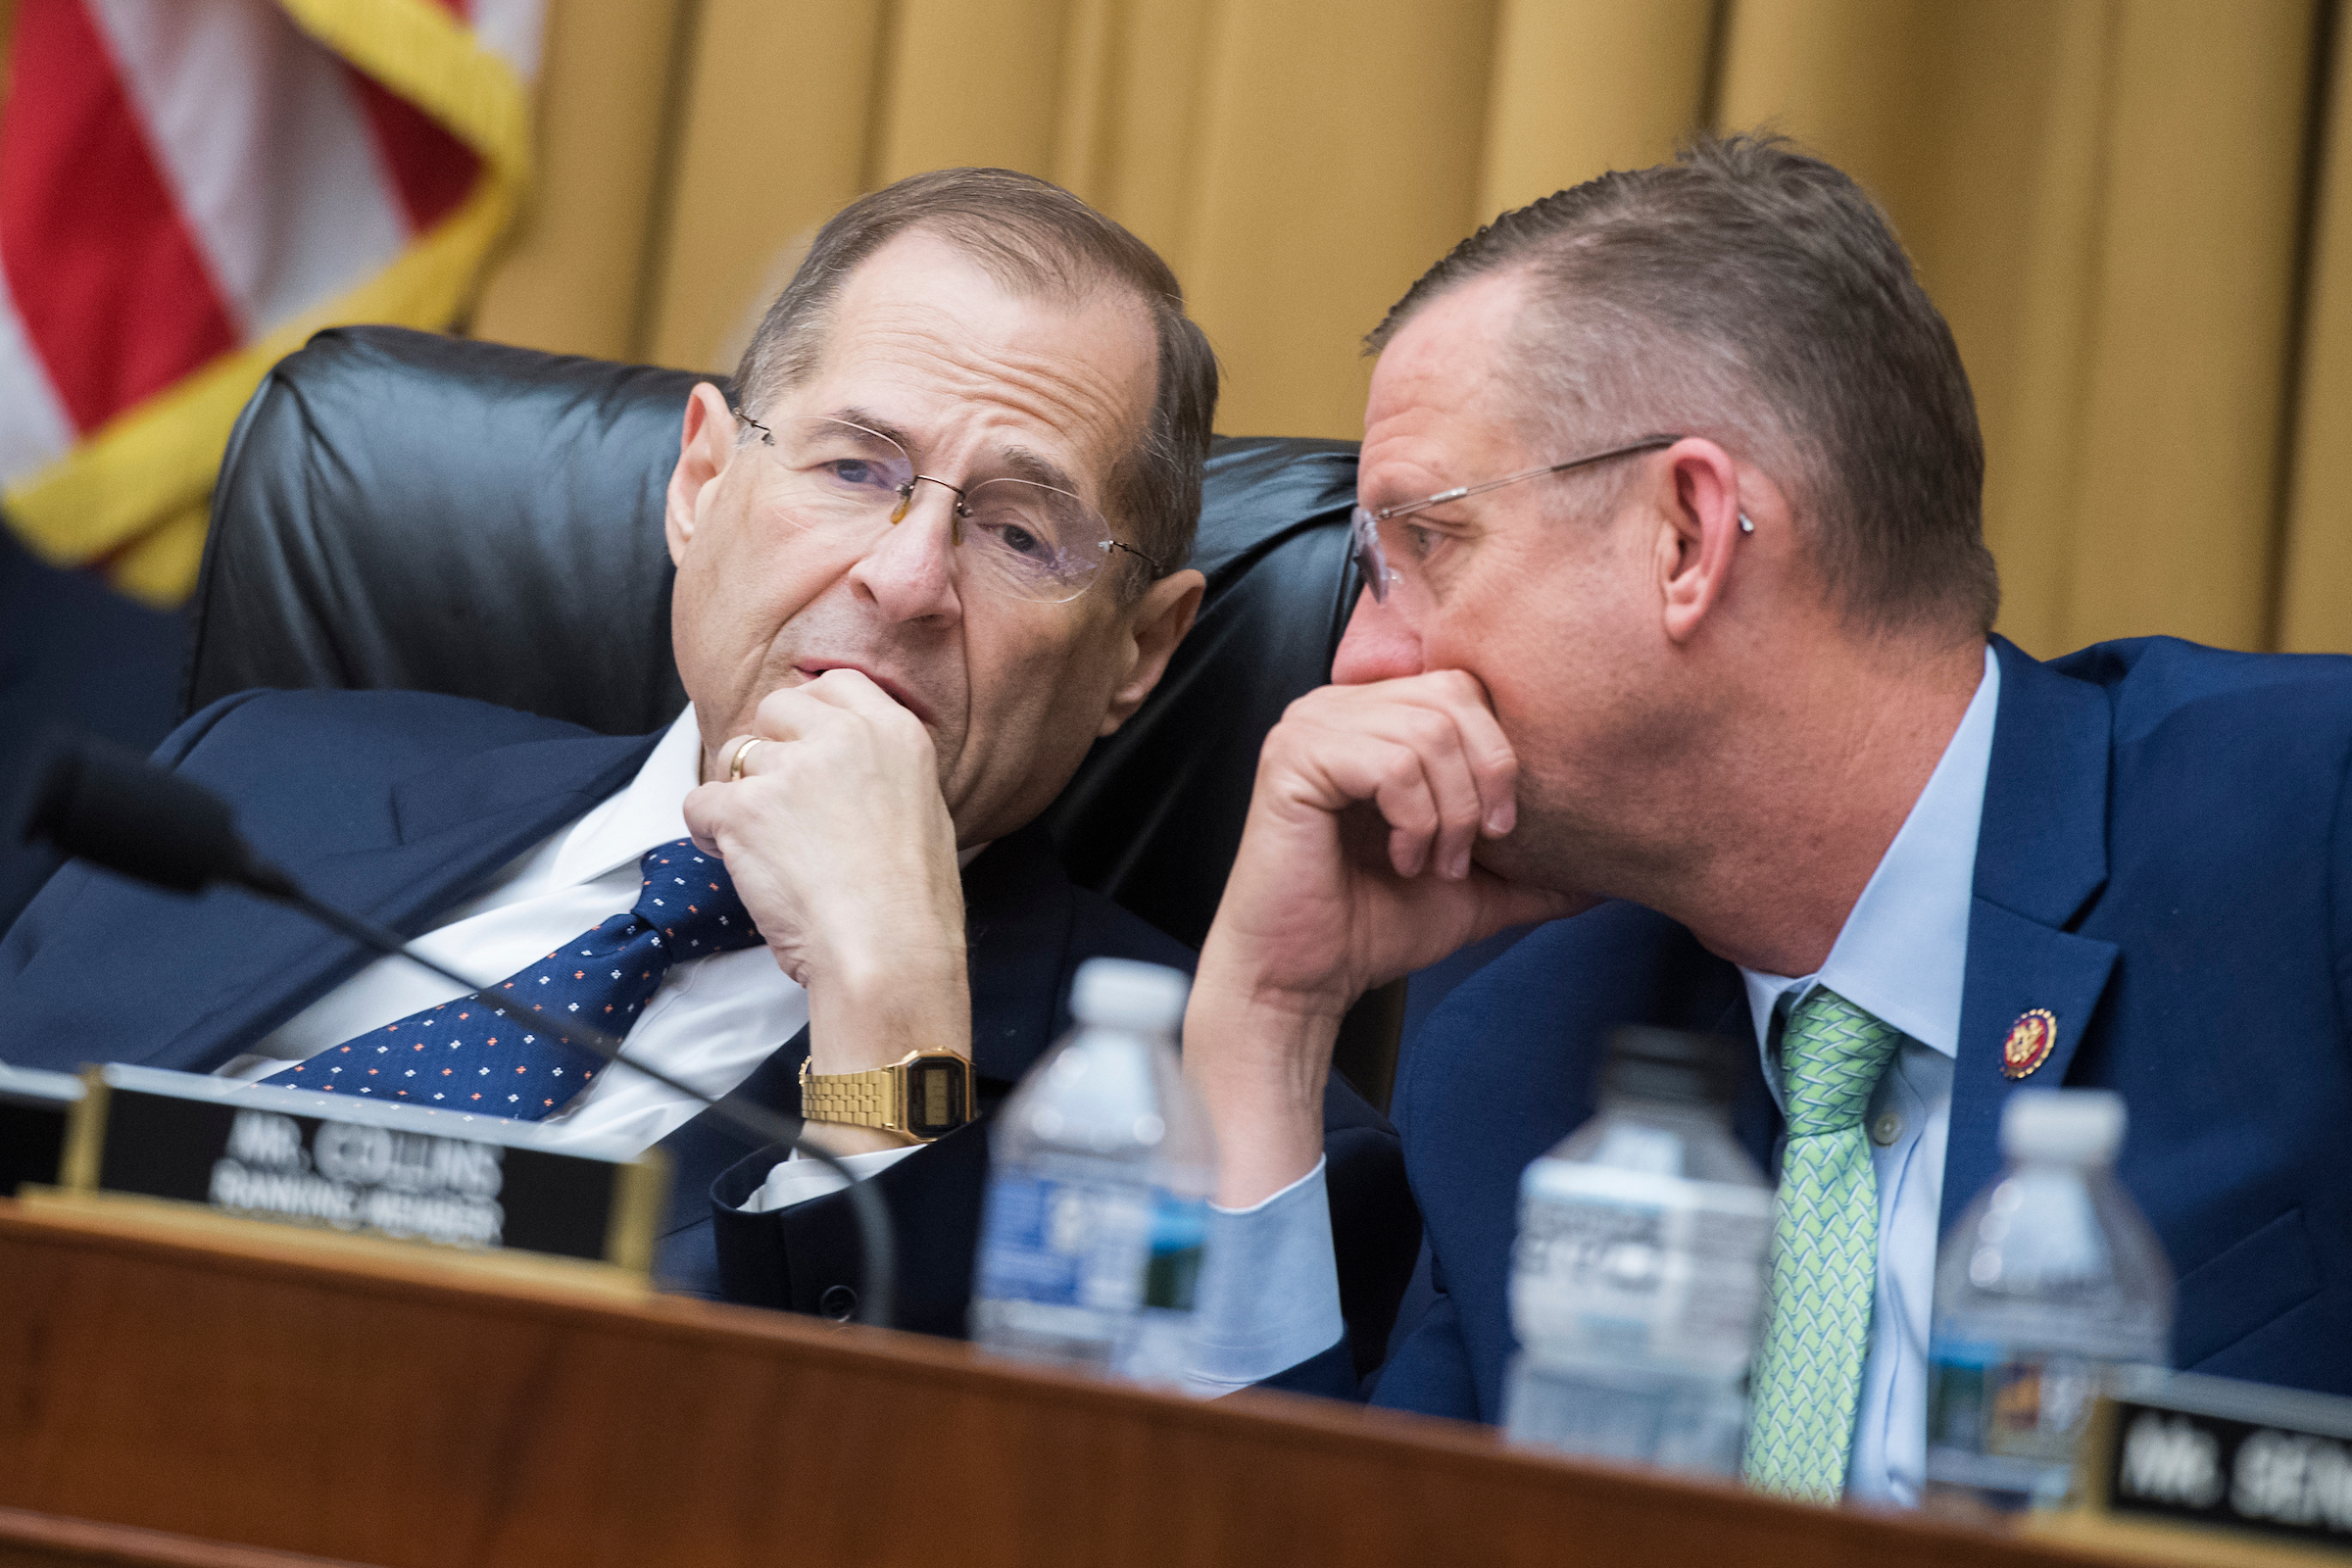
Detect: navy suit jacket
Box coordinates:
(1276, 635, 2352, 1419)
(0, 689, 1416, 1357)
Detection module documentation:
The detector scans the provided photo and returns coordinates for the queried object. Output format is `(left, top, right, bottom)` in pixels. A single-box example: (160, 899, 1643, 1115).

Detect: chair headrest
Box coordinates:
(191, 327, 703, 735)
(191, 325, 1364, 950)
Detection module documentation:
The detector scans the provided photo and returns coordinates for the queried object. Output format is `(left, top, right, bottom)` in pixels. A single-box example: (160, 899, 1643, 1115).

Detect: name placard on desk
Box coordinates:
(0, 1062, 82, 1200)
(51, 1065, 667, 1277)
(2036, 1367, 2352, 1566)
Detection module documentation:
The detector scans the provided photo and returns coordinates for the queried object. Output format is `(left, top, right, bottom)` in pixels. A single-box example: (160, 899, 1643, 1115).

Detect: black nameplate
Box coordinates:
(0, 1063, 82, 1199)
(2095, 1369, 2352, 1552)
(63, 1065, 664, 1271)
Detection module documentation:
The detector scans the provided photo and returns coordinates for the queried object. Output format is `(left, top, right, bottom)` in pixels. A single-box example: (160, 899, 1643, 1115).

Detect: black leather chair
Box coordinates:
(185, 326, 1407, 1103)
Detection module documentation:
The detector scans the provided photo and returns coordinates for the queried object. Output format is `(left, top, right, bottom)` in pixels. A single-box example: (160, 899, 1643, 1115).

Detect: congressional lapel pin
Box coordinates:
(2001, 1007, 2058, 1079)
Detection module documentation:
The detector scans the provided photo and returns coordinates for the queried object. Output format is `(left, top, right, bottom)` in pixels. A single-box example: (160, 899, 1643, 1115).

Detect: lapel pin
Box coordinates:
(2001, 1007, 2058, 1079)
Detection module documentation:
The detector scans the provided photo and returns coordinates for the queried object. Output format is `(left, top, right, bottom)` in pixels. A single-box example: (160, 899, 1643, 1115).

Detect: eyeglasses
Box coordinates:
(732, 411, 1157, 605)
(1349, 434, 1684, 604)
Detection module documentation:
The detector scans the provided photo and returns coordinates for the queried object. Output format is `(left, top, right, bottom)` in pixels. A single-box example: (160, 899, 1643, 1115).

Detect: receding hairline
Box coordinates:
(765, 225, 1172, 593)
(1354, 131, 1997, 638)
(751, 220, 1162, 409)
(1362, 261, 1730, 475)
(731, 167, 1220, 587)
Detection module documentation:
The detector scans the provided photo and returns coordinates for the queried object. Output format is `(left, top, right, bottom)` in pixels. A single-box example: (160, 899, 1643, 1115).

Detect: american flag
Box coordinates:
(0, 0, 539, 603)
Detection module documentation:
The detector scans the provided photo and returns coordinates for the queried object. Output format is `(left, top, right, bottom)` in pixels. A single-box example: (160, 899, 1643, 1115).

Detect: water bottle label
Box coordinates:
(1927, 1342, 2111, 1502)
(1511, 1162, 1773, 1374)
(975, 1174, 1206, 1316)
(1143, 1194, 1207, 1311)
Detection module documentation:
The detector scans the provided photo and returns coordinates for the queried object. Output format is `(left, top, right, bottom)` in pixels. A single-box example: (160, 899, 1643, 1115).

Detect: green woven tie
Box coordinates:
(1742, 986, 1900, 1501)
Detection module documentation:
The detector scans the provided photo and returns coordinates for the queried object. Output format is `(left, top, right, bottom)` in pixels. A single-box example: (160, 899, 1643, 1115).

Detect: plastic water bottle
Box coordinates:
(1502, 1028, 1775, 1475)
(1925, 1088, 2174, 1512)
(969, 957, 1215, 1384)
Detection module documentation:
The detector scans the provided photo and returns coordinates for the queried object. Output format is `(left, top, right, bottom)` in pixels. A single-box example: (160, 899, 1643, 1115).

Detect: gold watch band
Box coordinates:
(798, 1061, 902, 1129)
(797, 1051, 974, 1143)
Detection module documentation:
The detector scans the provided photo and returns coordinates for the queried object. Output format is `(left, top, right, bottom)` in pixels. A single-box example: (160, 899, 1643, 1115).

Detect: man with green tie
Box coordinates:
(1179, 133, 2352, 1503)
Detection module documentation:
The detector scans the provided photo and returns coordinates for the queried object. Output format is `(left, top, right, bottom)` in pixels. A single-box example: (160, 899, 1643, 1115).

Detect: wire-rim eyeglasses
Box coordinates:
(733, 411, 1156, 602)
(1351, 433, 1740, 604)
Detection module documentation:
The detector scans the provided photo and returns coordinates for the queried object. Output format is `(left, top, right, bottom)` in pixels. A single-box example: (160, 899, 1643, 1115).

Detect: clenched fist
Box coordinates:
(1186, 670, 1587, 1204)
(683, 669, 971, 1147)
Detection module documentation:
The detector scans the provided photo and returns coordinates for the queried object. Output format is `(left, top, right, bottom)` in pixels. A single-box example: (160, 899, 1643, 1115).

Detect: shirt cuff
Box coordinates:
(741, 1143, 922, 1213)
(1185, 1156, 1343, 1396)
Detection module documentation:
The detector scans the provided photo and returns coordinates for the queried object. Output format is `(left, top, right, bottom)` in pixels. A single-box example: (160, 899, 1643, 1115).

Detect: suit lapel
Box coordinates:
(149, 729, 659, 1070)
(652, 823, 1080, 1237)
(1941, 638, 2120, 1231)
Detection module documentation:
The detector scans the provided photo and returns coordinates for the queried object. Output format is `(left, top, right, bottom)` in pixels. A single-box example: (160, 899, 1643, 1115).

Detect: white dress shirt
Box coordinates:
(225, 704, 969, 1209)
(221, 708, 808, 1152)
(1205, 646, 2002, 1504)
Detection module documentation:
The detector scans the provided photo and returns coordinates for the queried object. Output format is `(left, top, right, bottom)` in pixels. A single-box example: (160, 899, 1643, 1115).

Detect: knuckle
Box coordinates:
(1379, 777, 1434, 822)
(1405, 710, 1452, 748)
(1264, 703, 1330, 760)
(1282, 689, 1334, 726)
(1436, 668, 1482, 700)
(881, 710, 931, 759)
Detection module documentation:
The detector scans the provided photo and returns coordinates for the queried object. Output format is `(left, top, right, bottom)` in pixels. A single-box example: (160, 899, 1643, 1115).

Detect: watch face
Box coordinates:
(906, 1057, 968, 1139)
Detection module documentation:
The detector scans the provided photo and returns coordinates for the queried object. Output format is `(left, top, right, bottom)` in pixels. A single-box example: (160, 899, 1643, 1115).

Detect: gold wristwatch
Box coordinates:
(798, 1051, 975, 1144)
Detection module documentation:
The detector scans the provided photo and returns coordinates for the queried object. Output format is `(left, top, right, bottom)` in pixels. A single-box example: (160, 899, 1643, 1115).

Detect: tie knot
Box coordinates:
(630, 839, 762, 959)
(1778, 986, 1899, 1136)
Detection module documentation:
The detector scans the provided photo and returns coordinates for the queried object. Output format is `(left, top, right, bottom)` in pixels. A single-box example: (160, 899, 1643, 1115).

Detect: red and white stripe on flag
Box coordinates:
(0, 0, 540, 605)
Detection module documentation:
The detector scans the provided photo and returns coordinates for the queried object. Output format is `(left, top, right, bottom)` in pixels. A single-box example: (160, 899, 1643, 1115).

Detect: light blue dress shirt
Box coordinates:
(1191, 647, 2001, 1509)
(1735, 644, 1996, 1502)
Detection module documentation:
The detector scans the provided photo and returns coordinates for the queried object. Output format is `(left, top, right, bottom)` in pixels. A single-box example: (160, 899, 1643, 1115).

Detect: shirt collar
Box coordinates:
(547, 706, 706, 887)
(1740, 643, 2001, 1059)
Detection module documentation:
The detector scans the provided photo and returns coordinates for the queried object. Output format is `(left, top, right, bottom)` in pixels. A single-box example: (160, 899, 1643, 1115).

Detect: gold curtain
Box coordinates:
(470, 0, 2352, 657)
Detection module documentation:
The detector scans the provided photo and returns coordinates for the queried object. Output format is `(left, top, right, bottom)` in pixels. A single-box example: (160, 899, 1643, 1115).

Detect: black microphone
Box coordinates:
(20, 733, 896, 1327)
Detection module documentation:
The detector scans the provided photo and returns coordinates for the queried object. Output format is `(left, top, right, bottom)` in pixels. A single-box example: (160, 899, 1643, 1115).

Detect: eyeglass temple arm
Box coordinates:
(1372, 434, 1685, 522)
(1103, 538, 1158, 572)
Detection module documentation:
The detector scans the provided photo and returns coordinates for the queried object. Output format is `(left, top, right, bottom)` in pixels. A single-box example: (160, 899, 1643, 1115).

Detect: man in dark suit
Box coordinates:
(1179, 134, 2352, 1504)
(0, 169, 1410, 1358)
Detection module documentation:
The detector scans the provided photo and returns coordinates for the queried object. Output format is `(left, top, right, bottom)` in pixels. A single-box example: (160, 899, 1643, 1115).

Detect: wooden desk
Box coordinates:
(0, 1200, 2133, 1568)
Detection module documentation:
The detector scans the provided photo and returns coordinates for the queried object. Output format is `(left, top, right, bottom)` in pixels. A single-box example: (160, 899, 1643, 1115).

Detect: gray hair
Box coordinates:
(733, 168, 1218, 591)
(1370, 133, 1997, 638)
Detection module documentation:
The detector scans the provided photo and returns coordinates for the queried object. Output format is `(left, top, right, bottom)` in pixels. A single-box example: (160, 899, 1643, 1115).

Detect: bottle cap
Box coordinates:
(1602, 1026, 1741, 1108)
(2000, 1087, 2126, 1164)
(1069, 957, 1191, 1033)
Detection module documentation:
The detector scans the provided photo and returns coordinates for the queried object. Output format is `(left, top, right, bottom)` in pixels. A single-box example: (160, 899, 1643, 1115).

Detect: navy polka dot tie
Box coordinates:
(266, 840, 764, 1119)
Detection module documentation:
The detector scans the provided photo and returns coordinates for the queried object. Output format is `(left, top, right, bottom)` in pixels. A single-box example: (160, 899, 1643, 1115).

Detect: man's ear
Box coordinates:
(665, 382, 737, 567)
(1656, 437, 1745, 645)
(1099, 568, 1205, 735)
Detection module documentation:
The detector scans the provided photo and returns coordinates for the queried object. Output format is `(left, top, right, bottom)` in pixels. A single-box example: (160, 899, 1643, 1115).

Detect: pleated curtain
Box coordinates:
(456, 0, 2352, 658)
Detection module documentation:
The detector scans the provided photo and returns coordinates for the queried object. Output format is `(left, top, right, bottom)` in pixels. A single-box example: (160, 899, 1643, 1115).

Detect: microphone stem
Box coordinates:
(265, 883, 897, 1329)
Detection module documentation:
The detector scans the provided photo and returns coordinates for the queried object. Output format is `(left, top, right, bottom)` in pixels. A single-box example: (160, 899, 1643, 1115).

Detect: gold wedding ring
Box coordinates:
(727, 737, 766, 782)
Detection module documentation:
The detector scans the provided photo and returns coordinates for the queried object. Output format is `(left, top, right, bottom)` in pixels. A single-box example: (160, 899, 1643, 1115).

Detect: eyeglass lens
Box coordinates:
(747, 415, 1121, 605)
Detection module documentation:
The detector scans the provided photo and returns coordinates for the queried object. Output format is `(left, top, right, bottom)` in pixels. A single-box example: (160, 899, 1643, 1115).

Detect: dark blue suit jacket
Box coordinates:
(0, 689, 1415, 1356)
(1276, 635, 2352, 1418)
